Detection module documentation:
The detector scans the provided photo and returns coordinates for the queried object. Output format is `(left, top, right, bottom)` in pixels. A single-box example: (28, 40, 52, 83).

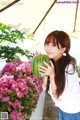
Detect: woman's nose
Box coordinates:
(47, 44, 52, 48)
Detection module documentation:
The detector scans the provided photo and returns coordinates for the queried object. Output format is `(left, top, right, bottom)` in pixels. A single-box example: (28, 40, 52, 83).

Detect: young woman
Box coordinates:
(39, 30, 80, 120)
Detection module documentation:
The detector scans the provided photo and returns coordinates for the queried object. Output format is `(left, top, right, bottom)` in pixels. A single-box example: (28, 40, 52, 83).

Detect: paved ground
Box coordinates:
(42, 93, 58, 120)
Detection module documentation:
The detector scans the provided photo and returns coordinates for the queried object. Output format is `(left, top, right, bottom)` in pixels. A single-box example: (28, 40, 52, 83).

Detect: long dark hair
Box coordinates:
(45, 30, 76, 97)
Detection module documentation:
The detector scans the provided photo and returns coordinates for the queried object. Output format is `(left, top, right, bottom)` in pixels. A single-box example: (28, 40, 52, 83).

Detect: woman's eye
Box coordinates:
(45, 42, 49, 45)
(52, 43, 56, 46)
(44, 42, 57, 46)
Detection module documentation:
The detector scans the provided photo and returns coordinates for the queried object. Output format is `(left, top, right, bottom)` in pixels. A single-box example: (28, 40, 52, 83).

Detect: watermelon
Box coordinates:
(31, 54, 50, 78)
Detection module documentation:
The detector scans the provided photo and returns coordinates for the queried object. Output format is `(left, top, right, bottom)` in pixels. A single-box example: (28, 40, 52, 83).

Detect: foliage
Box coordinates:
(0, 23, 34, 62)
(76, 65, 80, 78)
(0, 60, 43, 120)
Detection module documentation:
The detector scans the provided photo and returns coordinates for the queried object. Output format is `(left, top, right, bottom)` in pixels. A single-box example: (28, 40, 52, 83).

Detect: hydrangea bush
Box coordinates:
(0, 60, 43, 120)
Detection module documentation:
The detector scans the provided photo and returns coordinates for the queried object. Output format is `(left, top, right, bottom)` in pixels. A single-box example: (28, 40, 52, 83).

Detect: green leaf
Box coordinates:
(0, 23, 34, 62)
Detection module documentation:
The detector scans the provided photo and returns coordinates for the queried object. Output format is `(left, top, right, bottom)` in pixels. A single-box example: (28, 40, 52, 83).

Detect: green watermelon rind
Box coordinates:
(31, 54, 50, 78)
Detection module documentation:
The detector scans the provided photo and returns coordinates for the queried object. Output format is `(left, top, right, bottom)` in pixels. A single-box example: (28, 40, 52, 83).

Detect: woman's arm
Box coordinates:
(49, 75, 57, 95)
(49, 75, 62, 100)
(42, 75, 48, 89)
(39, 61, 57, 94)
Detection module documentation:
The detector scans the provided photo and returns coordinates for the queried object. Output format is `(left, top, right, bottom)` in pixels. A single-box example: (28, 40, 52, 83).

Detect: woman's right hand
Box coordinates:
(39, 60, 55, 79)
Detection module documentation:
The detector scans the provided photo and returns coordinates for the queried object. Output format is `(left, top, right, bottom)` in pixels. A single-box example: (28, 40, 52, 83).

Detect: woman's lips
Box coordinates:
(47, 52, 53, 55)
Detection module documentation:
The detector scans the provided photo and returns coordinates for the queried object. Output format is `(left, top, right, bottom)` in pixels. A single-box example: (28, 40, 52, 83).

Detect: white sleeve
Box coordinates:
(47, 64, 80, 107)
(60, 64, 80, 99)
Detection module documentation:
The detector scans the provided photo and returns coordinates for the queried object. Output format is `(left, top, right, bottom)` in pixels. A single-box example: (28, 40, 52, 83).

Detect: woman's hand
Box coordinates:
(39, 60, 55, 78)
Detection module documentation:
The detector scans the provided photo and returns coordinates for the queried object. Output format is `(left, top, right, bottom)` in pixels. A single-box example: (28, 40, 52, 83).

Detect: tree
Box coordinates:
(0, 23, 34, 62)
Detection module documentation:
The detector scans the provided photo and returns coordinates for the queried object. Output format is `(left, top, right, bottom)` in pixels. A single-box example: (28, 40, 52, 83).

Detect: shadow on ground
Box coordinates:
(42, 93, 58, 120)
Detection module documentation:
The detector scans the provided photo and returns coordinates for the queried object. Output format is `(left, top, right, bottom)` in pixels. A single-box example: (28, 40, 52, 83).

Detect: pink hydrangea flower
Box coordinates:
(0, 59, 43, 120)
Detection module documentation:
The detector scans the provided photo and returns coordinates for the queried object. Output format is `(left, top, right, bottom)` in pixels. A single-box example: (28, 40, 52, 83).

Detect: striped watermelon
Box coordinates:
(31, 54, 50, 78)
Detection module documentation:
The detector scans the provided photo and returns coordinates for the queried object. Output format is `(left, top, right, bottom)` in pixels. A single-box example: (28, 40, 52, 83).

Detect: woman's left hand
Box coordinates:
(39, 60, 55, 78)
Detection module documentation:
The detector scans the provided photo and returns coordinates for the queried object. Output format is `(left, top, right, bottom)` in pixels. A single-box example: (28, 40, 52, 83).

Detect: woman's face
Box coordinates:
(44, 42, 65, 61)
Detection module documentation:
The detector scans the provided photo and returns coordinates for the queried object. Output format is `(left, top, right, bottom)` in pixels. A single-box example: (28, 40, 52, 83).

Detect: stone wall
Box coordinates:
(43, 93, 58, 120)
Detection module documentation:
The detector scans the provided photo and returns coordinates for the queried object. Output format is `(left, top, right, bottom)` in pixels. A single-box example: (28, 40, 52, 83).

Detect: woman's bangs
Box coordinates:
(45, 36, 56, 44)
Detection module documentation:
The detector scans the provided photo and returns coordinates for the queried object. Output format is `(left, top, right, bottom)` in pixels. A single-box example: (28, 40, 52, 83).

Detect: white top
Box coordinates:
(46, 64, 80, 113)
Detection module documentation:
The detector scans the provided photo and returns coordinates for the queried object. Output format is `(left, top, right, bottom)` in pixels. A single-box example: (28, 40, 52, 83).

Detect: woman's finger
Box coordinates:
(43, 61, 50, 67)
(40, 73, 46, 78)
(39, 65, 46, 70)
(39, 68, 46, 73)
